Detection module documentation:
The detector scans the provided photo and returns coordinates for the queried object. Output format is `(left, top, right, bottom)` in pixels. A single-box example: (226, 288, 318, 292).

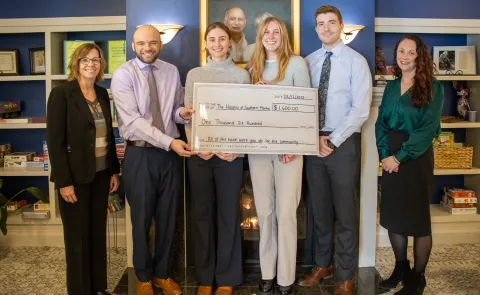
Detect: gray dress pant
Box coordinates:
(248, 154, 303, 286)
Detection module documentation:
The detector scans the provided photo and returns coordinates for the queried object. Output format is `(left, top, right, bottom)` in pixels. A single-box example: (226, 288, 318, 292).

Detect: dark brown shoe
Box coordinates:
(334, 280, 354, 295)
(297, 265, 334, 287)
(215, 286, 233, 295)
(136, 280, 154, 295)
(153, 277, 182, 295)
(197, 286, 212, 295)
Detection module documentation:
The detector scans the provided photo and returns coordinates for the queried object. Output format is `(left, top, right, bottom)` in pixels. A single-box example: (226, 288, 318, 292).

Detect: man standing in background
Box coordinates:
(224, 6, 248, 61)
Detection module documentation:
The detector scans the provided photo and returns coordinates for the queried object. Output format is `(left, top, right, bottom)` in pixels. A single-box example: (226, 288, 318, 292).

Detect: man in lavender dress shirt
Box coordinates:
(111, 25, 195, 295)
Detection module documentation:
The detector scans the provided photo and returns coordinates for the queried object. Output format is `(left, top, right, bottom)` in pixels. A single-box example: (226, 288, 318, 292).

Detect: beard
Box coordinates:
(135, 50, 160, 64)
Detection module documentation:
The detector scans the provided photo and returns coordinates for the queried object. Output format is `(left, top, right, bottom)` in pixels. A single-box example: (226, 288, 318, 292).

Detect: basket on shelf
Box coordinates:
(433, 145, 473, 169)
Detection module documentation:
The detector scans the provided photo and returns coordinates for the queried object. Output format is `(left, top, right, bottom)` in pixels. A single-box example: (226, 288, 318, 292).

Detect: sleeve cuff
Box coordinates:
(175, 107, 190, 124)
(394, 149, 410, 163)
(379, 149, 391, 162)
(329, 134, 344, 148)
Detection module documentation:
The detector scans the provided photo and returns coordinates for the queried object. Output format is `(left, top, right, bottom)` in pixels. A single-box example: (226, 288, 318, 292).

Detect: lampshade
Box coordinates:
(136, 24, 183, 44)
(341, 25, 365, 45)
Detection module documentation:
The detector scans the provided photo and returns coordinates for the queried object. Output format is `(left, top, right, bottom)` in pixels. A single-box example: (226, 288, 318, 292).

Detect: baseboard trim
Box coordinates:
(0, 224, 126, 247)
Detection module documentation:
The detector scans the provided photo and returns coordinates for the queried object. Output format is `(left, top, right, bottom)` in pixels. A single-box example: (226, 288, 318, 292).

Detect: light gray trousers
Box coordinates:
(248, 154, 303, 286)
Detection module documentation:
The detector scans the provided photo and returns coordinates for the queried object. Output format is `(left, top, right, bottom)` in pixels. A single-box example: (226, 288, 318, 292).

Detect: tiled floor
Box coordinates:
(1, 244, 479, 294)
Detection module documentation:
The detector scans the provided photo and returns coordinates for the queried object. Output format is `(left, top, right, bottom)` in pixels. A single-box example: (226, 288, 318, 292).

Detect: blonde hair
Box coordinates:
(246, 17, 293, 84)
(67, 43, 106, 82)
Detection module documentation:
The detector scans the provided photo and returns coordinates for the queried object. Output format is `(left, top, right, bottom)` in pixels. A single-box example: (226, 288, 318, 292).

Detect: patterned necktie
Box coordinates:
(318, 51, 333, 131)
(147, 65, 165, 133)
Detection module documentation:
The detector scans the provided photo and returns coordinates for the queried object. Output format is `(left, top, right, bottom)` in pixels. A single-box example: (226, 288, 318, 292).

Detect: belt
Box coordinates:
(319, 131, 332, 136)
(126, 140, 155, 148)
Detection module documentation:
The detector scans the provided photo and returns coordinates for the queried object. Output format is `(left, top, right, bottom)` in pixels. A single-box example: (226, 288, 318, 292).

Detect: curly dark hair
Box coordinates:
(392, 34, 434, 107)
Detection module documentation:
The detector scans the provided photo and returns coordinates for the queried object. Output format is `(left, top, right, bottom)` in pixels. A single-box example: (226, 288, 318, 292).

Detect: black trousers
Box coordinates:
(123, 145, 179, 282)
(188, 156, 244, 286)
(58, 169, 110, 295)
(305, 133, 361, 280)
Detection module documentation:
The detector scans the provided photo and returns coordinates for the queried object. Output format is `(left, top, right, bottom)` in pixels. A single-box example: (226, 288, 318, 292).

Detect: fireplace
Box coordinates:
(186, 158, 314, 266)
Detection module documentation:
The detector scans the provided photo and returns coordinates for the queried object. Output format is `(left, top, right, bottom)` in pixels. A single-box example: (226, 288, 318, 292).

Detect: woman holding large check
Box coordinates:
(184, 22, 250, 295)
(246, 16, 311, 295)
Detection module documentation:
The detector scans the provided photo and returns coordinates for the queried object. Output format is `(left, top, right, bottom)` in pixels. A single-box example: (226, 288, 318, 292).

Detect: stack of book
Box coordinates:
(0, 143, 12, 167)
(0, 100, 46, 124)
(3, 152, 44, 168)
(441, 187, 477, 214)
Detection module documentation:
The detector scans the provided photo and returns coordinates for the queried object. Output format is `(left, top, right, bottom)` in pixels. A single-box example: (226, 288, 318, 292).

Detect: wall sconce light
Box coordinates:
(341, 25, 365, 45)
(137, 24, 184, 44)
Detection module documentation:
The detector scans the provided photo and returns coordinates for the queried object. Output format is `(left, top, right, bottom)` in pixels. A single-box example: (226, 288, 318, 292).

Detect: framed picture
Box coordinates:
(200, 0, 300, 66)
(29, 47, 46, 75)
(0, 49, 20, 76)
(433, 46, 476, 75)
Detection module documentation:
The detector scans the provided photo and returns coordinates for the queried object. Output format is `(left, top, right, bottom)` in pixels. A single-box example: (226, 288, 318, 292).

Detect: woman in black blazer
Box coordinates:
(46, 43, 120, 295)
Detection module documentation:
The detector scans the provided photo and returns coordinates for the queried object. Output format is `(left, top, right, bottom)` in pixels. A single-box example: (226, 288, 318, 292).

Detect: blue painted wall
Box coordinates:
(126, 0, 376, 82)
(126, 0, 199, 83)
(376, 0, 480, 19)
(301, 0, 375, 74)
(0, 0, 125, 18)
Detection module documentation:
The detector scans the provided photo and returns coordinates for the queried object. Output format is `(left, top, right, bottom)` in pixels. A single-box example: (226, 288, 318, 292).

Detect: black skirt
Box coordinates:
(379, 130, 433, 237)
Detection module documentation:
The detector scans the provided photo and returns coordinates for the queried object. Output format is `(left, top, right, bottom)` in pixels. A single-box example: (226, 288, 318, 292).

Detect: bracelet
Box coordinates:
(393, 155, 400, 164)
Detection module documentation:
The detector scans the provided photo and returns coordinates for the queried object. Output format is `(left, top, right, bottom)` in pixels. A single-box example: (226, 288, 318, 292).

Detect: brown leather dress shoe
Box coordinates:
(153, 277, 182, 295)
(136, 280, 154, 295)
(215, 286, 233, 295)
(334, 280, 354, 295)
(197, 286, 212, 295)
(297, 265, 334, 287)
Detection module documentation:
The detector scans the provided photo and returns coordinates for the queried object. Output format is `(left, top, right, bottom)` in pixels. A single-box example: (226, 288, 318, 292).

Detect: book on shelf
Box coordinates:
(0, 111, 21, 119)
(0, 117, 46, 124)
(3, 152, 35, 162)
(22, 205, 50, 219)
(441, 201, 477, 214)
(0, 101, 21, 113)
(34, 200, 50, 211)
(6, 200, 27, 211)
(107, 40, 126, 74)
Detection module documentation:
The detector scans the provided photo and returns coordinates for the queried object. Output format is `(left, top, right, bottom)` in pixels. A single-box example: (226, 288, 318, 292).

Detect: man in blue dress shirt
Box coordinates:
(297, 5, 372, 295)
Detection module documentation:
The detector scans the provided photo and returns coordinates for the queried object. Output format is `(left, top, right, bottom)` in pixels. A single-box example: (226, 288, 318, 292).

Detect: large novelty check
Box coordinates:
(191, 83, 319, 155)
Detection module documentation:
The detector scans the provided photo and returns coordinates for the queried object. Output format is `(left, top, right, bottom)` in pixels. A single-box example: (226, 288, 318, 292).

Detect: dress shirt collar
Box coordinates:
(134, 57, 159, 70)
(318, 40, 345, 58)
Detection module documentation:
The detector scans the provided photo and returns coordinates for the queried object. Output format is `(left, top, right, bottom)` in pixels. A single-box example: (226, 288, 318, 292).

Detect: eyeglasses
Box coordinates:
(79, 57, 102, 65)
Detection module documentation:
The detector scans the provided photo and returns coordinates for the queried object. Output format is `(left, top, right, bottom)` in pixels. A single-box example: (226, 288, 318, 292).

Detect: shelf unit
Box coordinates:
(0, 16, 126, 240)
(377, 167, 480, 176)
(375, 75, 480, 81)
(0, 167, 49, 177)
(374, 17, 480, 246)
(0, 123, 47, 129)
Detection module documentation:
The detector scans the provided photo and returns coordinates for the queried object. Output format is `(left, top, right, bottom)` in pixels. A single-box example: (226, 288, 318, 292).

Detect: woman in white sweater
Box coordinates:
(245, 16, 311, 295)
(184, 22, 250, 295)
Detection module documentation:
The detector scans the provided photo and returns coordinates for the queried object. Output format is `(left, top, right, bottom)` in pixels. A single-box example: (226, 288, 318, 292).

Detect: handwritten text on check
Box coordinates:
(192, 83, 319, 155)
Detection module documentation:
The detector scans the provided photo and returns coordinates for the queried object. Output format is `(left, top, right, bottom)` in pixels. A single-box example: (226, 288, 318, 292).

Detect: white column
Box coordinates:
(358, 87, 383, 267)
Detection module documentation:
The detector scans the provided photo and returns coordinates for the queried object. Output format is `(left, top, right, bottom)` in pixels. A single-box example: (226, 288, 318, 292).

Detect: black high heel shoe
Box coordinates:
(259, 277, 276, 295)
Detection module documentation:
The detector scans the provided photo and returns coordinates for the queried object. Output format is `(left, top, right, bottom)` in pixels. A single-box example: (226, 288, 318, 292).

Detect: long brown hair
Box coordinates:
(246, 17, 293, 84)
(68, 43, 106, 82)
(393, 34, 434, 107)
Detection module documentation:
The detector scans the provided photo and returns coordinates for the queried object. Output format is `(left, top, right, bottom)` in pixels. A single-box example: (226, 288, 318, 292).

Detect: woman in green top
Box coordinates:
(375, 34, 444, 295)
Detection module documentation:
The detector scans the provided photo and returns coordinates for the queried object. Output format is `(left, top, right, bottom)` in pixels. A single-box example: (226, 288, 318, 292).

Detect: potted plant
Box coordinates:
(0, 178, 49, 235)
